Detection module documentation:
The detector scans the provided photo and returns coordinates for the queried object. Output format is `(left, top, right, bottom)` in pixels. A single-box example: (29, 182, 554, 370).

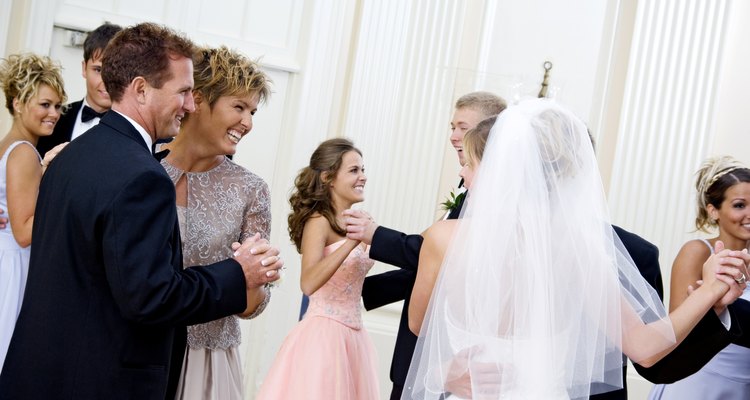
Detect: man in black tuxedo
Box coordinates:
(343, 91, 506, 400)
(634, 286, 749, 384)
(0, 23, 283, 400)
(36, 22, 121, 158)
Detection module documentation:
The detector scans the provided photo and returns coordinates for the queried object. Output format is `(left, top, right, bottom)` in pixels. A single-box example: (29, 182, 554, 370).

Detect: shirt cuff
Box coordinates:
(718, 307, 731, 330)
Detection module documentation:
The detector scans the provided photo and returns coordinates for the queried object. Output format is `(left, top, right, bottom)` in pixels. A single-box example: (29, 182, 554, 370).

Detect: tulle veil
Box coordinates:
(402, 99, 675, 399)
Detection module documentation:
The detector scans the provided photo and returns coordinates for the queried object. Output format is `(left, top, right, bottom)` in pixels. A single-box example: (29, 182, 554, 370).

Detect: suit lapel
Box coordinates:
(98, 111, 152, 153)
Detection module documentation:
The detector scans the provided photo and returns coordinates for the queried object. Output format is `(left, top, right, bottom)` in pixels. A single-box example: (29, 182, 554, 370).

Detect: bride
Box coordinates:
(402, 99, 749, 399)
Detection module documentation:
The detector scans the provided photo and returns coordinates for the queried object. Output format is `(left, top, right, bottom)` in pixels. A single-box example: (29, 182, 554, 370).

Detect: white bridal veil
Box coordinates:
(403, 99, 675, 399)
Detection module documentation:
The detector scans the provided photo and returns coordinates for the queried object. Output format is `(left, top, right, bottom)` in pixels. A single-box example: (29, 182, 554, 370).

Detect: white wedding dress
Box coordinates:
(403, 99, 675, 400)
(0, 141, 40, 372)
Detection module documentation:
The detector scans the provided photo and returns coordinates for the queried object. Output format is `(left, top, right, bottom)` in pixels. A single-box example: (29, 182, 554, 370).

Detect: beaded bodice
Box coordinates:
(305, 240, 374, 330)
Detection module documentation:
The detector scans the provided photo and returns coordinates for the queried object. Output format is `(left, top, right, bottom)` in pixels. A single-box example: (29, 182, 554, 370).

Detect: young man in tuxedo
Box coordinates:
(343, 91, 506, 400)
(36, 22, 122, 157)
(0, 23, 283, 399)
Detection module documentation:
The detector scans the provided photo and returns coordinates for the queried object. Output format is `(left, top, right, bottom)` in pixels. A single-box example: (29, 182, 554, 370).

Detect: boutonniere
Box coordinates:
(441, 189, 466, 212)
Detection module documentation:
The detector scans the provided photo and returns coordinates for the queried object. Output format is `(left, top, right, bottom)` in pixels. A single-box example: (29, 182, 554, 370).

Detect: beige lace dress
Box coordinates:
(161, 156, 272, 400)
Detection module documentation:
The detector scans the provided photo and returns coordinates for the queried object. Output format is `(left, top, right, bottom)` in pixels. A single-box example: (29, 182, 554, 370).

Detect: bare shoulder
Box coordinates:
(672, 239, 712, 274)
(303, 213, 329, 234)
(422, 220, 458, 258)
(424, 219, 457, 240)
(677, 239, 712, 259)
(7, 141, 41, 162)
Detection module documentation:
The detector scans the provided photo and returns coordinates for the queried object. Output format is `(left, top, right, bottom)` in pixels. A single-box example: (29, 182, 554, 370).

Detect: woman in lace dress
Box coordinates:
(156, 46, 272, 400)
(648, 156, 750, 400)
(0, 53, 65, 372)
(256, 138, 379, 400)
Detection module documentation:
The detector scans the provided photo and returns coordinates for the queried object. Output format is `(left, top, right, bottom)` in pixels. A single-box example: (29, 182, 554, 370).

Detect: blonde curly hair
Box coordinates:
(0, 53, 67, 115)
(695, 155, 750, 232)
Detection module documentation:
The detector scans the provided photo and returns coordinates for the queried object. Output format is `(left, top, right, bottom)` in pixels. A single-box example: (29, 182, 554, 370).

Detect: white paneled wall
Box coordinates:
(344, 0, 466, 240)
(0, 0, 12, 56)
(608, 0, 731, 277)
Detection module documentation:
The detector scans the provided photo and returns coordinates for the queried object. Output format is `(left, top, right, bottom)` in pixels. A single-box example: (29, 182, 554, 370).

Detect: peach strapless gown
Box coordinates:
(256, 240, 379, 400)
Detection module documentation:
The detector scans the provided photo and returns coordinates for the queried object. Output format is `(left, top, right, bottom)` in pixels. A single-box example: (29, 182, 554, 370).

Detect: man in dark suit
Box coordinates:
(36, 22, 121, 158)
(634, 280, 749, 384)
(0, 23, 283, 400)
(343, 92, 506, 400)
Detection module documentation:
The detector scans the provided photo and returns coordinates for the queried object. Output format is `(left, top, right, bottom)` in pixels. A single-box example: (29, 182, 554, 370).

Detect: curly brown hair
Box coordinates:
(288, 138, 362, 252)
(0, 53, 67, 115)
(101, 22, 196, 103)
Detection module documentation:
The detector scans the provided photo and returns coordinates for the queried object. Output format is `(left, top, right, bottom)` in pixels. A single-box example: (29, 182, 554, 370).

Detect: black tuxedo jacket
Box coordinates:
(36, 100, 82, 156)
(634, 296, 750, 384)
(361, 226, 428, 389)
(362, 219, 664, 399)
(589, 225, 663, 400)
(0, 112, 247, 400)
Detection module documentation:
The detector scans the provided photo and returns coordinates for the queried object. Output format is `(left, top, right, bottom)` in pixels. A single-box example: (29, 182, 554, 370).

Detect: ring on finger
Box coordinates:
(735, 273, 747, 285)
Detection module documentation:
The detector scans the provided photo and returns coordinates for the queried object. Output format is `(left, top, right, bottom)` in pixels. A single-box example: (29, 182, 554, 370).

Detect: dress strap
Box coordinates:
(699, 238, 715, 255)
(3, 140, 41, 162)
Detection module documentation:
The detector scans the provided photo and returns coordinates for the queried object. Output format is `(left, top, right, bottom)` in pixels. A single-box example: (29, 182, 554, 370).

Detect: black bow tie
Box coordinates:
(81, 105, 106, 123)
(153, 149, 170, 161)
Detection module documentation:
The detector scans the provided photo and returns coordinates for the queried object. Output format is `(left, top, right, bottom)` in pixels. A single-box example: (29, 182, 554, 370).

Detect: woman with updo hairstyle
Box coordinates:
(155, 46, 272, 400)
(0, 53, 65, 372)
(649, 155, 750, 400)
(257, 138, 380, 399)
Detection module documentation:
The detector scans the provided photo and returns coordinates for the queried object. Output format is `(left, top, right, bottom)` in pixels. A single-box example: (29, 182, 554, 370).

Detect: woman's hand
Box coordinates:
(700, 241, 749, 313)
(41, 142, 68, 172)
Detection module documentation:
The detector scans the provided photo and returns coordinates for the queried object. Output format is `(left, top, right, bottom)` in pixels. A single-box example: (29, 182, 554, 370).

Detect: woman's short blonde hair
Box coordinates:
(193, 46, 271, 108)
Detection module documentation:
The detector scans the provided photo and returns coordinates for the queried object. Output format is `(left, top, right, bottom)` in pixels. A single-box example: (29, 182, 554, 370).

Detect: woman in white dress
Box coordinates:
(156, 46, 273, 400)
(0, 53, 66, 372)
(404, 99, 749, 399)
(648, 156, 750, 399)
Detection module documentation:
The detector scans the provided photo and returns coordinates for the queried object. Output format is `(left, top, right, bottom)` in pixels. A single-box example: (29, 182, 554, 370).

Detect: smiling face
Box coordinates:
(143, 56, 195, 140)
(450, 107, 486, 166)
(194, 92, 259, 156)
(330, 150, 366, 209)
(82, 55, 111, 112)
(708, 182, 750, 247)
(14, 84, 63, 139)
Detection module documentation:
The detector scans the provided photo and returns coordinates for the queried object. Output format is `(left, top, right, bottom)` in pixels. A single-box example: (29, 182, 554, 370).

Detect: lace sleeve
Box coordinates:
(239, 284, 271, 320)
(237, 173, 273, 319)
(239, 175, 271, 242)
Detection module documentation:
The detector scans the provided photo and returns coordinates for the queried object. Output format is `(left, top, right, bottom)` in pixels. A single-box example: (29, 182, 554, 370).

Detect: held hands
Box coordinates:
(342, 209, 377, 245)
(697, 240, 750, 314)
(231, 233, 284, 289)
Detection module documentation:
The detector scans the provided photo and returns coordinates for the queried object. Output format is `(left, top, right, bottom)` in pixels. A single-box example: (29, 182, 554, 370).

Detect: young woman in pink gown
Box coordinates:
(256, 138, 379, 400)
